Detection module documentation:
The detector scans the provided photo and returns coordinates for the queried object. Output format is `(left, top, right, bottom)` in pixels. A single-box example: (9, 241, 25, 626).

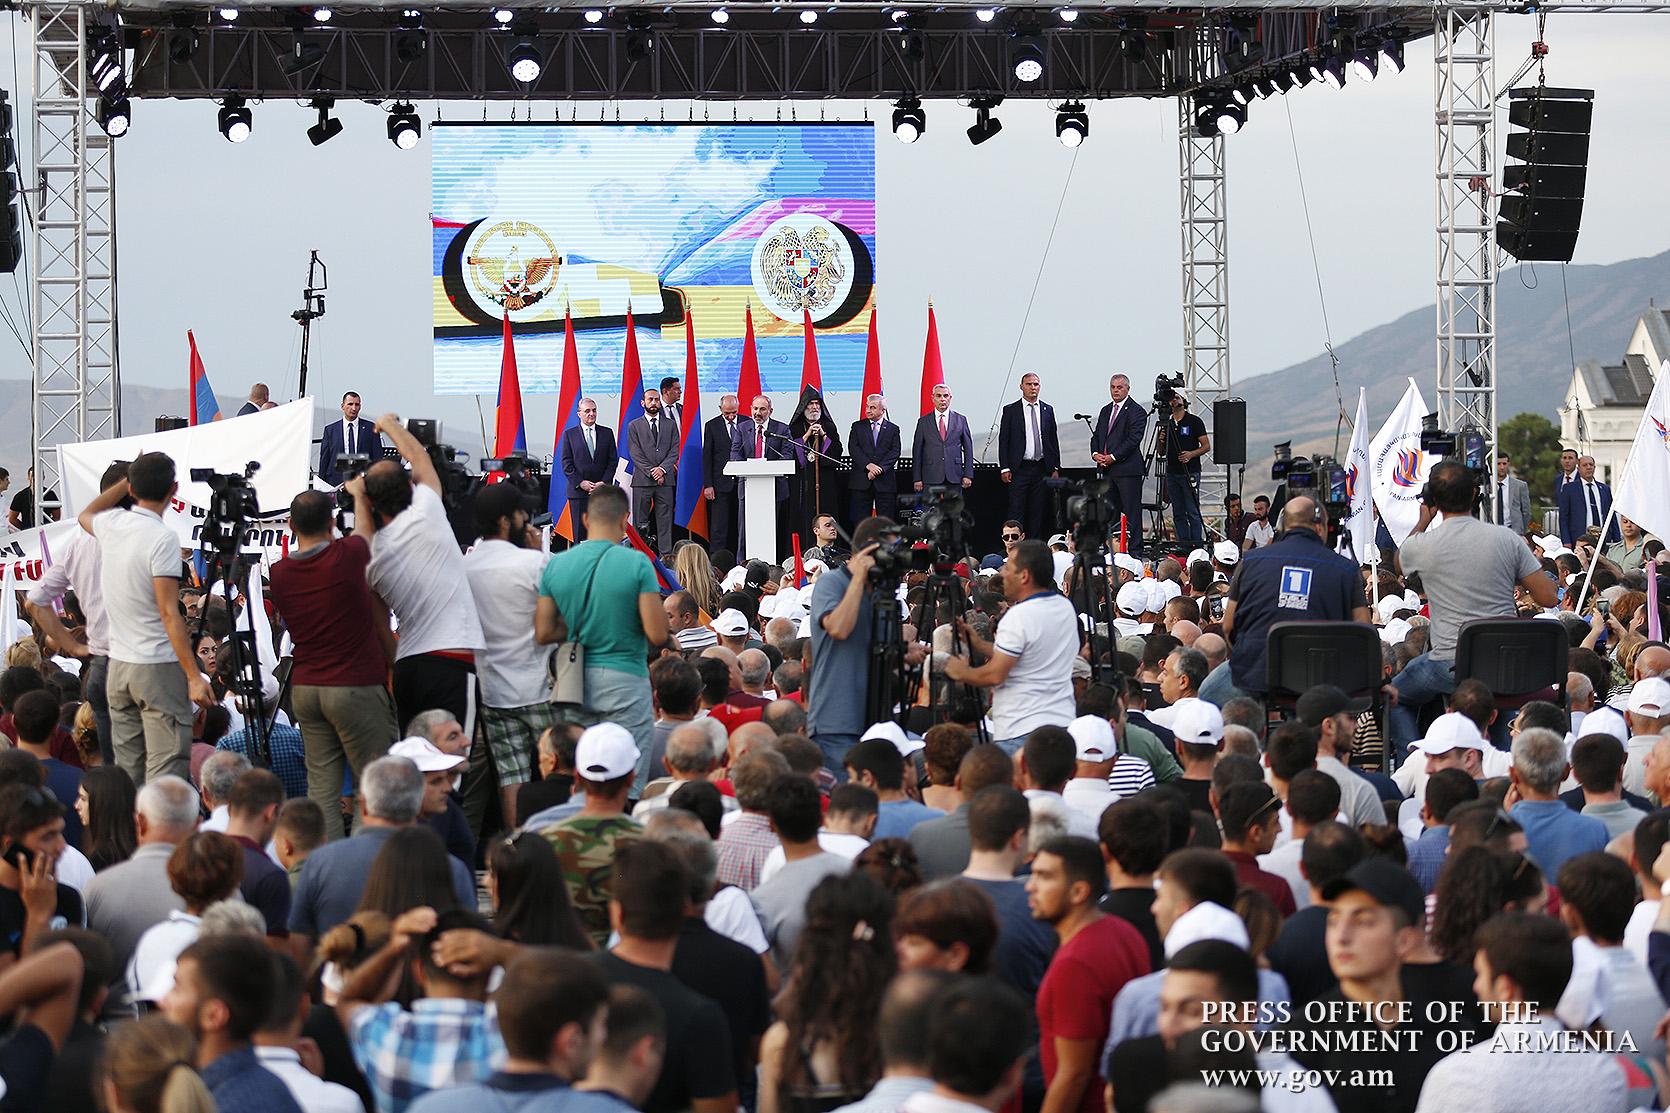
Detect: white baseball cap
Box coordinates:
(1408, 712, 1486, 756)
(1628, 677, 1670, 717)
(1113, 553, 1143, 577)
(711, 608, 751, 638)
(576, 722, 641, 781)
(861, 720, 925, 758)
(1170, 700, 1225, 747)
(1187, 548, 1211, 567)
(1068, 715, 1117, 762)
(1212, 541, 1240, 566)
(1116, 581, 1148, 618)
(720, 566, 748, 591)
(1377, 595, 1411, 624)
(388, 737, 466, 774)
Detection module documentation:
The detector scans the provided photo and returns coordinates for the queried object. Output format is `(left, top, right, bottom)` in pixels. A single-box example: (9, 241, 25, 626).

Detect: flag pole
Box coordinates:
(1571, 501, 1619, 615)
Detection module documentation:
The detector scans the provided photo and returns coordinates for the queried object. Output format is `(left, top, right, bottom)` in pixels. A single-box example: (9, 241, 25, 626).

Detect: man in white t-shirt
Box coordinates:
(355, 414, 486, 734)
(945, 540, 1079, 754)
(77, 452, 215, 786)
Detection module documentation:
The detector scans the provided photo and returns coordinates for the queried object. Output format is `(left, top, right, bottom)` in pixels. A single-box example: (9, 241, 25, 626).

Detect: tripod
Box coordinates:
(193, 547, 275, 772)
(913, 563, 990, 744)
(1139, 413, 1171, 551)
(1066, 524, 1120, 686)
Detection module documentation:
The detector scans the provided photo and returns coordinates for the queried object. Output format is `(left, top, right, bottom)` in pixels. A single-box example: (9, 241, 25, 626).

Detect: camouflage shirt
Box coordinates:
(542, 813, 643, 945)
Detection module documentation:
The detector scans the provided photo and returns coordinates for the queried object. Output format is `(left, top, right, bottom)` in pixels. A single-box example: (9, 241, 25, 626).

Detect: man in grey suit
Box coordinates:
(1493, 451, 1533, 534)
(627, 387, 680, 559)
(912, 383, 975, 493)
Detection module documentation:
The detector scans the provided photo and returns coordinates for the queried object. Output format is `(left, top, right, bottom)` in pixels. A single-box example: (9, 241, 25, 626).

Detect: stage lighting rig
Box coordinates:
(975, 9, 996, 23)
(1055, 101, 1088, 148)
(1118, 17, 1148, 64)
(1059, 9, 1078, 23)
(217, 7, 239, 21)
(387, 102, 421, 149)
(88, 27, 124, 93)
(1380, 38, 1405, 74)
(219, 95, 252, 143)
(625, 15, 655, 61)
(306, 95, 342, 145)
(508, 21, 543, 82)
(800, 10, 819, 24)
(711, 9, 730, 25)
(493, 8, 515, 25)
(312, 7, 333, 23)
(584, 9, 604, 24)
(894, 16, 926, 61)
(1009, 24, 1045, 84)
(168, 15, 200, 64)
(98, 94, 130, 137)
(966, 96, 1002, 145)
(1310, 52, 1346, 89)
(1193, 93, 1243, 137)
(892, 97, 925, 143)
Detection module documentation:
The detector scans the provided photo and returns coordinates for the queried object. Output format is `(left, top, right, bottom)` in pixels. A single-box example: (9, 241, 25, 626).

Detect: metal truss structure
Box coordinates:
(1178, 97, 1232, 526)
(30, 4, 118, 523)
(1433, 5, 1496, 512)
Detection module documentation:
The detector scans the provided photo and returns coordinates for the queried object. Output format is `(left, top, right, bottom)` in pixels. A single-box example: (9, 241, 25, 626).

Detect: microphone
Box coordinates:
(1074, 413, 1094, 421)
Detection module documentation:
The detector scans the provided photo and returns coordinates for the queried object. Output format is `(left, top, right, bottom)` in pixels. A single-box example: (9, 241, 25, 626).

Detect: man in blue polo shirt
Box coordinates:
(1510, 727, 1609, 876)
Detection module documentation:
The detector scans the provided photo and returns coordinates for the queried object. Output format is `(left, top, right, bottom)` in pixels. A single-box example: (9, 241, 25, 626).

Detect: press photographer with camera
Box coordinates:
(1387, 461, 1556, 750)
(357, 413, 486, 731)
(77, 451, 216, 786)
(806, 516, 892, 777)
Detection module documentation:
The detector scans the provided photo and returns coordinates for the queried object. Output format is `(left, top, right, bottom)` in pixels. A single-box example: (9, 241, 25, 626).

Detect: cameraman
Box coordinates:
(806, 516, 893, 777)
(1200, 495, 1370, 708)
(1161, 392, 1210, 550)
(77, 451, 215, 785)
(1388, 461, 1556, 750)
(356, 414, 486, 731)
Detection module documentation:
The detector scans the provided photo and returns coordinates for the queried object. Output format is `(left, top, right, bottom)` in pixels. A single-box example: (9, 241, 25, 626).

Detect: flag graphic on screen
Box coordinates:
(674, 310, 709, 540)
(616, 307, 645, 484)
(737, 303, 762, 406)
(188, 331, 222, 425)
(919, 303, 943, 417)
(860, 308, 882, 420)
(799, 309, 822, 395)
(547, 307, 584, 540)
(490, 313, 528, 484)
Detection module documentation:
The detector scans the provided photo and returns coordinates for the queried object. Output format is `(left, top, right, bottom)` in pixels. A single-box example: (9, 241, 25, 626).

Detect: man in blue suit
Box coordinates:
(733, 393, 795, 557)
(997, 373, 1060, 541)
(848, 394, 902, 527)
(1090, 374, 1150, 557)
(559, 397, 618, 526)
(318, 391, 381, 485)
(1558, 454, 1619, 546)
(912, 384, 975, 494)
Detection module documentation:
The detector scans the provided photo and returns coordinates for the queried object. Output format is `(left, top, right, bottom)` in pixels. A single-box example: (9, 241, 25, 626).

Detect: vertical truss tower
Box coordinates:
(1179, 95, 1231, 531)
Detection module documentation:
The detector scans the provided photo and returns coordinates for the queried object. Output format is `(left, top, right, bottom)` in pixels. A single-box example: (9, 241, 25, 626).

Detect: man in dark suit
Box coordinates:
(1557, 454, 1619, 546)
(1491, 452, 1533, 535)
(659, 375, 683, 431)
(318, 390, 382, 485)
(912, 383, 975, 494)
(703, 393, 744, 555)
(627, 387, 680, 559)
(996, 372, 1060, 541)
(848, 394, 902, 526)
(559, 397, 618, 525)
(236, 382, 268, 416)
(1090, 373, 1149, 557)
(732, 393, 795, 557)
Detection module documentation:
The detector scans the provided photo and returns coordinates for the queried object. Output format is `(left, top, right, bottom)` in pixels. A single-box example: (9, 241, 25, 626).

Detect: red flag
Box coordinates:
(859, 308, 882, 420)
(188, 331, 223, 425)
(548, 306, 584, 540)
(792, 531, 806, 589)
(737, 302, 763, 407)
(799, 308, 821, 395)
(919, 301, 944, 417)
(490, 312, 528, 482)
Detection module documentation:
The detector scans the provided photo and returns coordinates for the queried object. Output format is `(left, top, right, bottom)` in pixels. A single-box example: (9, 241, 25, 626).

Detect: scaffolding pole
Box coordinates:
(1179, 97, 1232, 536)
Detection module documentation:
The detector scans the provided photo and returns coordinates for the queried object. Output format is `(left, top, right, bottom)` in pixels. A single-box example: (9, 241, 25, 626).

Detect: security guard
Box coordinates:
(1199, 494, 1372, 706)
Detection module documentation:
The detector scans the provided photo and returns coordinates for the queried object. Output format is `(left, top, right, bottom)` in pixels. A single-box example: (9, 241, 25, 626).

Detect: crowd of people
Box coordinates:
(0, 386, 1668, 1113)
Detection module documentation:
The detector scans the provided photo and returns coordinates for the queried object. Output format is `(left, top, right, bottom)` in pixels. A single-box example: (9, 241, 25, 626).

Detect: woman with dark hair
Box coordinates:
(355, 825, 464, 918)
(486, 829, 592, 949)
(77, 765, 137, 871)
(893, 878, 997, 973)
(1430, 845, 1547, 964)
(758, 872, 895, 1113)
(851, 838, 922, 898)
(788, 388, 844, 540)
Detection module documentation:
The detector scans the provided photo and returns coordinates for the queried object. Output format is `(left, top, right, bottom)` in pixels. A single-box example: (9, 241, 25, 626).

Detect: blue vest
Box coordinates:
(1228, 528, 1364, 691)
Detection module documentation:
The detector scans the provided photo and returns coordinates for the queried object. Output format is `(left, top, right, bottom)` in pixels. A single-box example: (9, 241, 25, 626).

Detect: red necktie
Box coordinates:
(938, 413, 947, 439)
(757, 429, 764, 457)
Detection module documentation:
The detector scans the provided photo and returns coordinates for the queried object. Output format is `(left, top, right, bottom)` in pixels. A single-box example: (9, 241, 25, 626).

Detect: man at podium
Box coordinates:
(731, 394, 796, 557)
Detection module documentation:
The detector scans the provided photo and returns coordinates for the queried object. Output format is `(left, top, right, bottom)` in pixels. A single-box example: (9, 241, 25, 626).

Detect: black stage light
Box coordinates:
(169, 26, 199, 64)
(1055, 101, 1088, 148)
(388, 102, 422, 149)
(966, 96, 1002, 145)
(307, 96, 343, 146)
(625, 15, 655, 61)
(1350, 42, 1379, 82)
(892, 97, 925, 143)
(1380, 38, 1406, 74)
(98, 94, 130, 137)
(218, 94, 252, 143)
(509, 39, 542, 82)
(1010, 35, 1044, 83)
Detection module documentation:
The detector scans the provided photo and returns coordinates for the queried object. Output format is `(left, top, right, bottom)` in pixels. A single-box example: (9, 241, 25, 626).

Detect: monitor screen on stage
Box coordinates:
(432, 122, 877, 400)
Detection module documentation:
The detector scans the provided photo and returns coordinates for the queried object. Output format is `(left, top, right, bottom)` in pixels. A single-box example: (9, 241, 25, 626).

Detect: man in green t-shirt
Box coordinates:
(536, 485, 670, 793)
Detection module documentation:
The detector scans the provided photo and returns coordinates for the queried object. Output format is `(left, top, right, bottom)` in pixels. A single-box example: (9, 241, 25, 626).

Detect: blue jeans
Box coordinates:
(1167, 472, 1205, 549)
(993, 735, 1028, 756)
(1388, 652, 1456, 752)
(1199, 660, 1255, 709)
(584, 666, 656, 792)
(813, 733, 859, 780)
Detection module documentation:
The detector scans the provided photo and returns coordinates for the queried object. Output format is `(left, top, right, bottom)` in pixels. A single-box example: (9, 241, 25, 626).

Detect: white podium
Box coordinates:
(725, 458, 797, 566)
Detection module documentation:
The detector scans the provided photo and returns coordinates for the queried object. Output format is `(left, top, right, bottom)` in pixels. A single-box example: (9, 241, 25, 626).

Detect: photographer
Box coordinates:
(268, 489, 400, 843)
(944, 539, 1078, 754)
(1160, 392, 1209, 551)
(77, 452, 215, 786)
(806, 516, 894, 777)
(1388, 461, 1556, 750)
(357, 414, 486, 730)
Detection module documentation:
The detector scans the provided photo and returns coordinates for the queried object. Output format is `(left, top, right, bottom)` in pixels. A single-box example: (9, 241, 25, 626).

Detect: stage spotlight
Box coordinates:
(1010, 37, 1044, 83)
(1290, 59, 1314, 88)
(396, 29, 426, 62)
(1350, 43, 1378, 82)
(889, 8, 909, 22)
(1230, 78, 1257, 106)
(975, 9, 996, 23)
(306, 96, 343, 146)
(1317, 54, 1346, 89)
(892, 97, 925, 143)
(401, 8, 422, 20)
(282, 35, 325, 75)
(625, 15, 655, 60)
(1270, 68, 1294, 93)
(799, 9, 818, 24)
(1059, 9, 1078, 22)
(966, 96, 1002, 145)
(88, 30, 124, 93)
(218, 95, 252, 143)
(1118, 26, 1147, 64)
(1380, 38, 1405, 74)
(711, 8, 729, 24)
(493, 8, 515, 24)
(1253, 73, 1277, 98)
(509, 39, 542, 82)
(1214, 99, 1245, 135)
(217, 7, 239, 21)
(584, 9, 604, 23)
(98, 95, 130, 137)
(387, 102, 421, 149)
(1055, 101, 1088, 147)
(169, 26, 199, 64)
(896, 23, 926, 61)
(312, 7, 333, 22)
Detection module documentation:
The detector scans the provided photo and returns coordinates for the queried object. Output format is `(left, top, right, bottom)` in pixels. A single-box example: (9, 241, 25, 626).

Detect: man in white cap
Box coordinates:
(1623, 678, 1670, 798)
(1113, 582, 1151, 637)
(388, 737, 471, 861)
(538, 722, 644, 946)
(1062, 716, 1155, 831)
(1394, 712, 1490, 838)
(710, 608, 752, 656)
(1170, 700, 1226, 813)
(1210, 540, 1240, 578)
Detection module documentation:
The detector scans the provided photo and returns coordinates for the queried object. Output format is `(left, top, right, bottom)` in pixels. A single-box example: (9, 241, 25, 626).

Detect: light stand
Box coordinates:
(292, 251, 327, 398)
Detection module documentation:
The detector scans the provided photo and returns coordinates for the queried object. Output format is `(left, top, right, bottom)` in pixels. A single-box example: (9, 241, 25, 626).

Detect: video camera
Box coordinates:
(896, 487, 973, 568)
(1153, 372, 1186, 409)
(190, 462, 260, 553)
(1418, 413, 1488, 475)
(1270, 442, 1350, 533)
(406, 418, 474, 506)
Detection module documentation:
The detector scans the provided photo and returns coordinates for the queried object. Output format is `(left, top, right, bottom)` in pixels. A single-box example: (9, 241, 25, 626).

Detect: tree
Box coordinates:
(1498, 411, 1563, 511)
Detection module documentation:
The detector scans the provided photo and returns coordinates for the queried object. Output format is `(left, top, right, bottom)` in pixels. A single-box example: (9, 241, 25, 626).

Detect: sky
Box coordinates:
(2, 11, 1669, 465)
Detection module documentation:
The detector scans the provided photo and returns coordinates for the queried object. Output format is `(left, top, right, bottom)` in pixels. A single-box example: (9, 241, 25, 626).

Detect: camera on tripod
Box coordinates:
(332, 453, 373, 513)
(1418, 414, 1488, 475)
(897, 487, 972, 567)
(1270, 442, 1350, 527)
(407, 419, 474, 504)
(866, 525, 928, 586)
(190, 462, 260, 552)
(1153, 372, 1186, 409)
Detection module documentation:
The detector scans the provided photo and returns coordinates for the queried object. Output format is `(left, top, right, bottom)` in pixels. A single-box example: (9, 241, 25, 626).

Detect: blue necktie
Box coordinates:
(1587, 483, 1601, 527)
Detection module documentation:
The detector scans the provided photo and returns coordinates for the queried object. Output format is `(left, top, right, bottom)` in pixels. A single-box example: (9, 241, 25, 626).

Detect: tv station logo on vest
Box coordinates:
(1279, 566, 1313, 610)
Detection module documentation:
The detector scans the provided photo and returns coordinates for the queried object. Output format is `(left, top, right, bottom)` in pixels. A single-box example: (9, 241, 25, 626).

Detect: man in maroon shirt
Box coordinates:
(267, 490, 397, 842)
(1026, 835, 1150, 1113)
(1215, 781, 1296, 916)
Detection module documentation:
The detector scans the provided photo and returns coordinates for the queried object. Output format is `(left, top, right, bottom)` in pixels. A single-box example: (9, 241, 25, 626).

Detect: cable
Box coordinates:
(978, 146, 1079, 462)
(1282, 98, 1347, 457)
(1560, 263, 1578, 385)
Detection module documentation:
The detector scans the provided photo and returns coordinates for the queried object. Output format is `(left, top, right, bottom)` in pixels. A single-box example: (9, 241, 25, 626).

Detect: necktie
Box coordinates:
(1107, 404, 1119, 439)
(757, 428, 764, 457)
(1588, 483, 1601, 528)
(585, 426, 594, 454)
(650, 416, 658, 440)
(873, 421, 881, 444)
(1499, 481, 1507, 522)
(347, 423, 354, 455)
(1028, 404, 1041, 459)
(938, 413, 947, 440)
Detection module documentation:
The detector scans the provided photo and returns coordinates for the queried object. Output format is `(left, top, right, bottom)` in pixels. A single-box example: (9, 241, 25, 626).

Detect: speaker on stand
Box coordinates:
(1498, 87, 1593, 263)
(1213, 397, 1247, 503)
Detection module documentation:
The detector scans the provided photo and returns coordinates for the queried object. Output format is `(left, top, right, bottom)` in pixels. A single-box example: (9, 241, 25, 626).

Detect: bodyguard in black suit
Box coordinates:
(318, 390, 382, 485)
(996, 373, 1060, 540)
(848, 394, 902, 525)
(1089, 373, 1149, 557)
(559, 398, 618, 524)
(703, 394, 744, 555)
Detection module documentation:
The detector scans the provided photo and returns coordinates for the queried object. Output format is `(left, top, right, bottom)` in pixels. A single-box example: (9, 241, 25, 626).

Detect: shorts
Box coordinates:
(479, 701, 555, 786)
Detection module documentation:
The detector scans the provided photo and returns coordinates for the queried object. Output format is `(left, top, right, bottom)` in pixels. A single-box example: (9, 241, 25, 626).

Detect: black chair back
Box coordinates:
(1265, 621, 1383, 707)
(1453, 618, 1569, 709)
